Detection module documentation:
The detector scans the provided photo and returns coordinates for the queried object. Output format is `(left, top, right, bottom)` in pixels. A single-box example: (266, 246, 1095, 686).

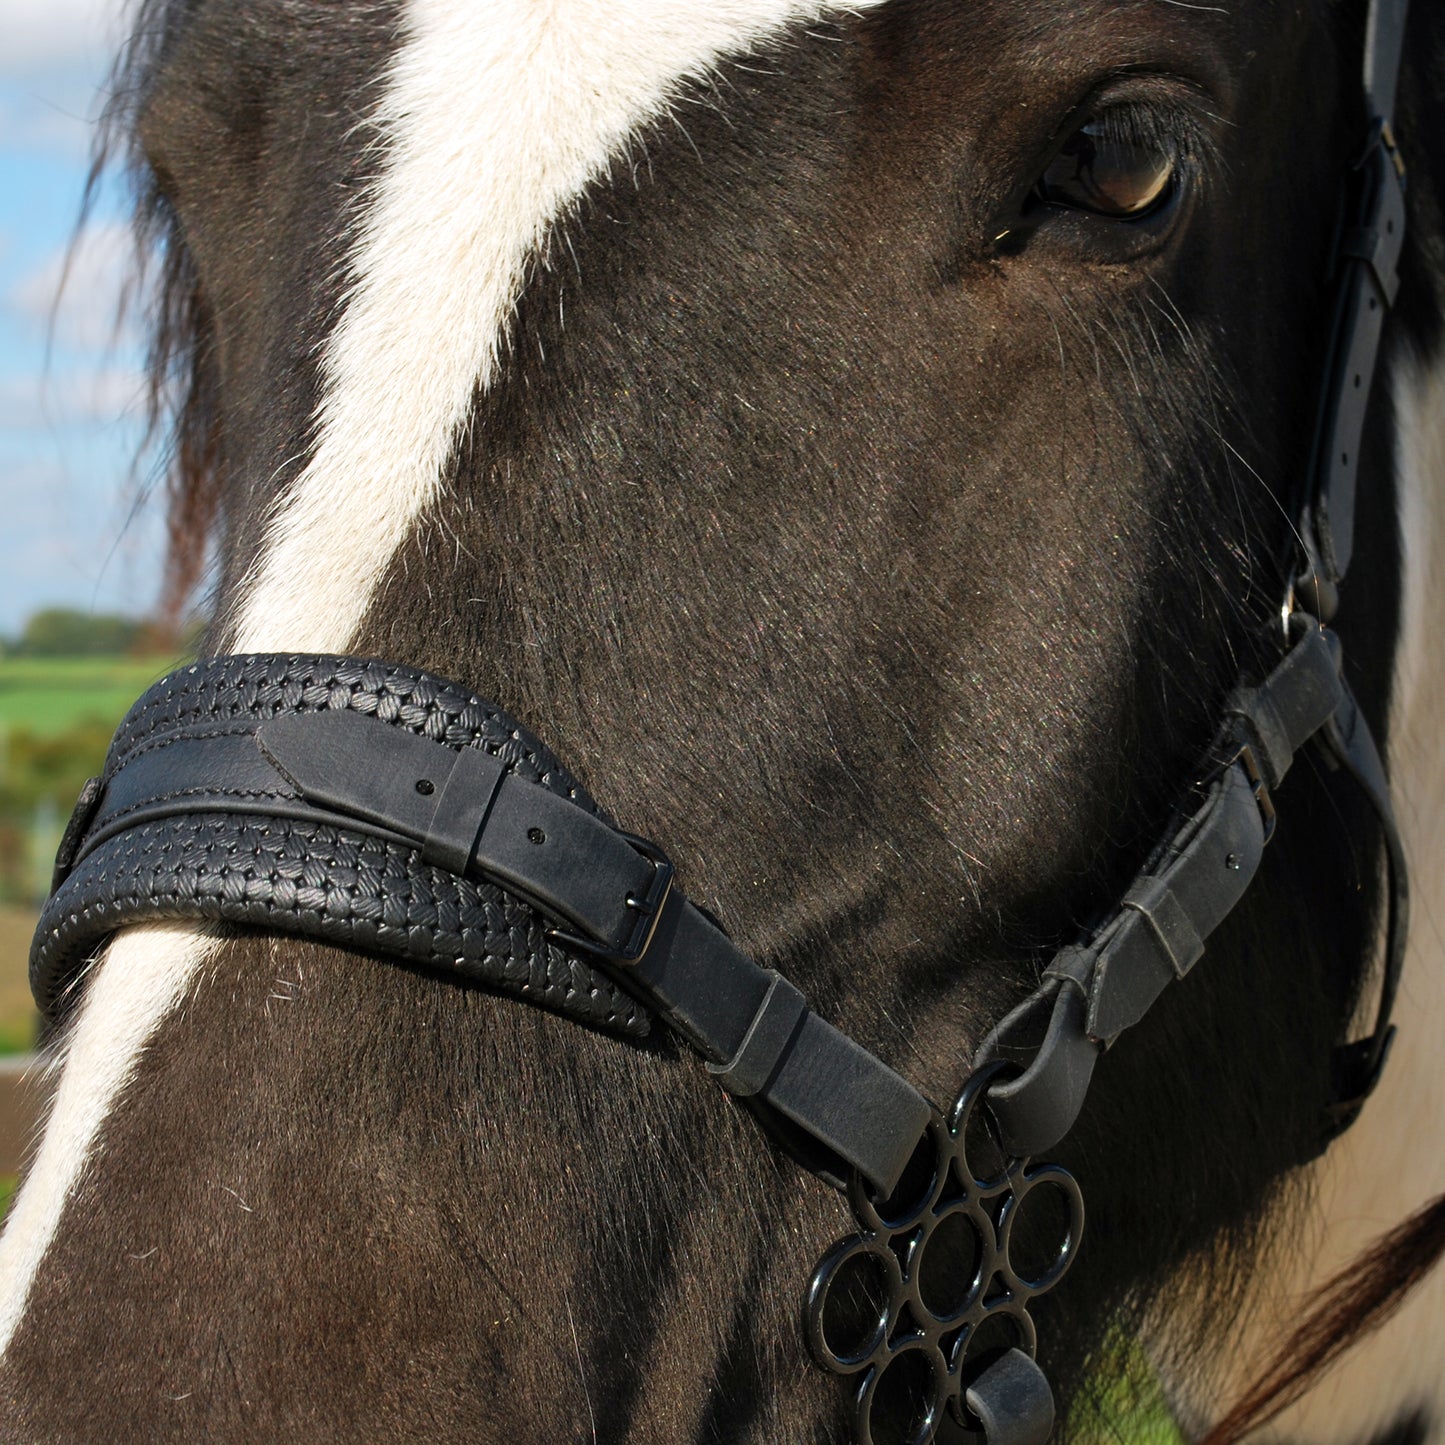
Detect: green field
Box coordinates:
(0, 654, 183, 1004)
(1076, 1345, 1186, 1444)
(0, 909, 37, 1054)
(0, 655, 186, 731)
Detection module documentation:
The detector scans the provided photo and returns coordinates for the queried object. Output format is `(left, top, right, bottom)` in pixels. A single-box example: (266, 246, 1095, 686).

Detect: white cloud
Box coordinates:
(70, 363, 143, 417)
(6, 219, 137, 350)
(0, 0, 134, 156)
(0, 0, 132, 77)
(0, 87, 97, 155)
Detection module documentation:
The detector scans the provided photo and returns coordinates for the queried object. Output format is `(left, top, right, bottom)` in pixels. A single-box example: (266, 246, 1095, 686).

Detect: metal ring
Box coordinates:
(912, 1200, 994, 1327)
(946, 1303, 1039, 1432)
(806, 1236, 903, 1373)
(806, 1066, 1084, 1445)
(858, 1341, 950, 1445)
(994, 1164, 1084, 1298)
(949, 1062, 1027, 1197)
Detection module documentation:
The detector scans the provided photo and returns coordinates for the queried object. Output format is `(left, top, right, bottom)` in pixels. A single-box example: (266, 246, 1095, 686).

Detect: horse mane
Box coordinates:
(1204, 1196, 1445, 1444)
(90, 0, 223, 628)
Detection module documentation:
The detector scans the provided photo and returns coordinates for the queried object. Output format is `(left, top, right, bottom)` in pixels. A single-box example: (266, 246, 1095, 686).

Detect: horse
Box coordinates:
(1, 0, 1444, 1439)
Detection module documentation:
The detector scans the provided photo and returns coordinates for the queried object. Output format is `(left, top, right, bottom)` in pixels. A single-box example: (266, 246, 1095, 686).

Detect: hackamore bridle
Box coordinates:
(31, 2, 1412, 1439)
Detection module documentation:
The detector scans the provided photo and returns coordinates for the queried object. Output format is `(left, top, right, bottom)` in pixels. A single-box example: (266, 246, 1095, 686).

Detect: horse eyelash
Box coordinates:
(1087, 99, 1211, 171)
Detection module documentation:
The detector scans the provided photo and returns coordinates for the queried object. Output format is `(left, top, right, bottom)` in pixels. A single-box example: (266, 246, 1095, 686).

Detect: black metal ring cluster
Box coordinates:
(805, 1062, 1084, 1445)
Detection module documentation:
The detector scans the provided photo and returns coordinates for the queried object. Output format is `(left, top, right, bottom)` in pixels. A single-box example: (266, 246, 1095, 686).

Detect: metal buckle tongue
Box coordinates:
(805, 1062, 1081, 1444)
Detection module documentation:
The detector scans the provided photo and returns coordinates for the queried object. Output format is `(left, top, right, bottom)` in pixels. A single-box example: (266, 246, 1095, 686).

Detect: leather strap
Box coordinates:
(1364, 0, 1409, 132)
(1299, 0, 1410, 607)
(976, 616, 1399, 1159)
(978, 0, 1414, 1165)
(965, 1350, 1055, 1445)
(1288, 0, 1412, 1125)
(35, 655, 931, 1195)
(38, 656, 653, 1037)
(1318, 644, 1409, 1131)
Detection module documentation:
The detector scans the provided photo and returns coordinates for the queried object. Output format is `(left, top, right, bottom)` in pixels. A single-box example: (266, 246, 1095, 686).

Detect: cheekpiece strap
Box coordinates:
(1364, 0, 1410, 126)
(33, 655, 930, 1196)
(1299, 0, 1410, 609)
(976, 616, 1405, 1159)
(980, 0, 1414, 1167)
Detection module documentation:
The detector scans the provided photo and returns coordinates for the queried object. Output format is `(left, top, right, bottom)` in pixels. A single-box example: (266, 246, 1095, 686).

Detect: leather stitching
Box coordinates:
(97, 784, 300, 828)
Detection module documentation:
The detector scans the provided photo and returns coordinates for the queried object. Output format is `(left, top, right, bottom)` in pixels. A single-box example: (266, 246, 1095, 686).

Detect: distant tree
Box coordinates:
(0, 720, 114, 904)
(12, 609, 144, 658)
(180, 614, 209, 656)
(0, 721, 114, 816)
(129, 613, 208, 659)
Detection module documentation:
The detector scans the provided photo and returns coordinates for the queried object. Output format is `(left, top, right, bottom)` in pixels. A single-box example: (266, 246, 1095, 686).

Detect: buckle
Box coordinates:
(546, 831, 675, 966)
(1235, 745, 1278, 845)
(50, 775, 105, 893)
(1356, 115, 1405, 180)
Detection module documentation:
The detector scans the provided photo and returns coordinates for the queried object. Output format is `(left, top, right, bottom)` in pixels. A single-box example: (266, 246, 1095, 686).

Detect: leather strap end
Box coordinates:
(964, 1349, 1055, 1445)
(977, 984, 1100, 1160)
(747, 1011, 933, 1195)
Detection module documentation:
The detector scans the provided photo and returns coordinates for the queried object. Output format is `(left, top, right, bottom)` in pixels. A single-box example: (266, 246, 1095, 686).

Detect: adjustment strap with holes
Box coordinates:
(1299, 0, 1410, 609)
(35, 658, 932, 1195)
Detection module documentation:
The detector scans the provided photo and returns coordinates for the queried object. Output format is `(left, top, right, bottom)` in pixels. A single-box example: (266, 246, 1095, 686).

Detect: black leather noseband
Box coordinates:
(37, 655, 930, 1196)
(30, 1, 1414, 1440)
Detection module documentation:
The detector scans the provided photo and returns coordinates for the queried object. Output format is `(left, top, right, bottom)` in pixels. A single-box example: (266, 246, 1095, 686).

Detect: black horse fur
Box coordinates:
(3, 0, 1445, 1439)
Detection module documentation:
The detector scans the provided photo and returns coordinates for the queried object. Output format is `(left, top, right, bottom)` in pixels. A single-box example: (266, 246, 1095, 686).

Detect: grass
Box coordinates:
(1072, 1333, 1186, 1444)
(0, 654, 189, 908)
(0, 655, 186, 732)
(1082, 1372, 1186, 1443)
(0, 657, 178, 983)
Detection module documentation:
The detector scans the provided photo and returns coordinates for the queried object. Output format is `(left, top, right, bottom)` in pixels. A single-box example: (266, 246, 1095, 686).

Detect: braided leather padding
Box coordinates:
(31, 655, 652, 1036)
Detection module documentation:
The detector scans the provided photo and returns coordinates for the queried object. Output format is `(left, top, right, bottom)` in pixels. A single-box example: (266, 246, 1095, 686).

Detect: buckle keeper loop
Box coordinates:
(706, 972, 808, 1097)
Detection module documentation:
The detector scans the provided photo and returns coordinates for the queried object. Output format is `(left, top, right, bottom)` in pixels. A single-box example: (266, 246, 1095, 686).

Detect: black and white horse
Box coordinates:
(1, 0, 1443, 1439)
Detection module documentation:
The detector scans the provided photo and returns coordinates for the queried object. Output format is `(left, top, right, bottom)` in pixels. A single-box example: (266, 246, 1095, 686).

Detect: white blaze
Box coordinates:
(0, 927, 221, 1353)
(0, 0, 879, 1356)
(233, 0, 879, 653)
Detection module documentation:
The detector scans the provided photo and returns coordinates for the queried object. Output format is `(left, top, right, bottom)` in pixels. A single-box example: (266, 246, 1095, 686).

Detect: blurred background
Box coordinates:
(1, 0, 183, 1068)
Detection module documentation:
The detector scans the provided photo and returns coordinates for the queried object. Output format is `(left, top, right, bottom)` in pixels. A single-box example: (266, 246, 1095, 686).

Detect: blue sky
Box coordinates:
(0, 0, 165, 639)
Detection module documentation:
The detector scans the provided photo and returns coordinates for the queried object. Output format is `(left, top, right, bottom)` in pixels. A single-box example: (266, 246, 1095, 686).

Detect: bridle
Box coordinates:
(30, 2, 1413, 1441)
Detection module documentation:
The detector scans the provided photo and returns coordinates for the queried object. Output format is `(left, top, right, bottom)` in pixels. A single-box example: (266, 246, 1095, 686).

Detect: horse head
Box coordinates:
(3, 1, 1444, 1440)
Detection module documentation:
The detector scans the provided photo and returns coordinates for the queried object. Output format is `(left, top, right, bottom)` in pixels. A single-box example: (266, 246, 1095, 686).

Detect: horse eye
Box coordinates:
(1035, 122, 1175, 219)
